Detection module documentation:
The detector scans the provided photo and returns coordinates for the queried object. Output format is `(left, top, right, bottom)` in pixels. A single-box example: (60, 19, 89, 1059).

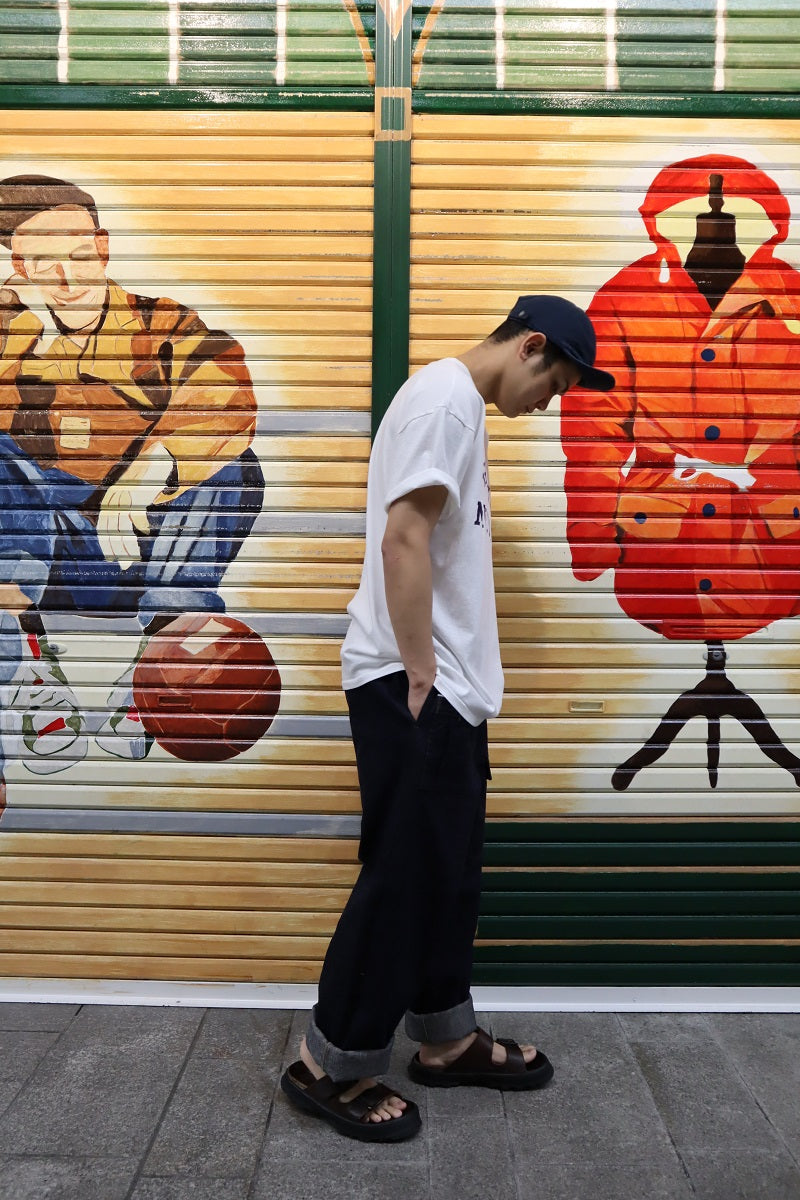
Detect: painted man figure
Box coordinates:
(280, 296, 614, 1140)
(0, 175, 263, 796)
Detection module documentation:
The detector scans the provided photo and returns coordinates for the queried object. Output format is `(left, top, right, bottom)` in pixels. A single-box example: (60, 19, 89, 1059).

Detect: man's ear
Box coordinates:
(520, 330, 546, 359)
(10, 252, 28, 281)
(95, 228, 109, 268)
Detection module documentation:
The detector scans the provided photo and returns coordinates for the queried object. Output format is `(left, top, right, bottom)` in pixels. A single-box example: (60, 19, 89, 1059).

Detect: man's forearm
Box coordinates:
(382, 535, 437, 688)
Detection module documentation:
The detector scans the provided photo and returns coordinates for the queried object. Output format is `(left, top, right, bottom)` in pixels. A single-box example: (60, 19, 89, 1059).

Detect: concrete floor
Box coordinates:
(0, 1003, 799, 1199)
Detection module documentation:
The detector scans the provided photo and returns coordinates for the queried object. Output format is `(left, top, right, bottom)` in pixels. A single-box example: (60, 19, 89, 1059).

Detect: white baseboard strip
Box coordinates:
(0, 979, 799, 1013)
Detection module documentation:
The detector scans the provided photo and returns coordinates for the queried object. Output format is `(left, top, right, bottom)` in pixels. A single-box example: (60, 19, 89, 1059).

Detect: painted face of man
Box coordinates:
(11, 204, 109, 331)
(495, 333, 582, 419)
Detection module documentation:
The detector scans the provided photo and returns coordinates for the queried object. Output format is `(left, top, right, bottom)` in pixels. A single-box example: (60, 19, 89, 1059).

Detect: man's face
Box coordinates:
(10, 204, 109, 331)
(495, 333, 582, 419)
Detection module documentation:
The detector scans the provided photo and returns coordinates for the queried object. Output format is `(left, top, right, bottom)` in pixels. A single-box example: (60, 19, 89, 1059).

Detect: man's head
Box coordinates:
(475, 295, 615, 419)
(0, 175, 109, 331)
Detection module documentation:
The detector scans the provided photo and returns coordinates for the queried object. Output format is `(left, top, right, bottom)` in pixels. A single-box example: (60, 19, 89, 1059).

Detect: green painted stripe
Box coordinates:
(484, 821, 800, 842)
(0, 6, 59, 33)
(179, 36, 279, 59)
(471, 963, 800, 985)
(474, 943, 800, 964)
(477, 915, 800, 938)
(0, 83, 374, 107)
(69, 8, 169, 35)
(482, 870, 800, 892)
(179, 10, 278, 35)
(412, 90, 800, 115)
(480, 890, 800, 915)
(483, 844, 800, 867)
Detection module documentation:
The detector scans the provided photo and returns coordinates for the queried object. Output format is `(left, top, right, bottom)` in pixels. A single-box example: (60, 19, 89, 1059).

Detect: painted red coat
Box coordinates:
(561, 154, 800, 640)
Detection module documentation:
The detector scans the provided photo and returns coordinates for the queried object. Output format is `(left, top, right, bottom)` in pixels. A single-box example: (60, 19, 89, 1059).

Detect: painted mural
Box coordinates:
(409, 113, 800, 815)
(0, 174, 281, 808)
(0, 107, 373, 833)
(562, 154, 800, 791)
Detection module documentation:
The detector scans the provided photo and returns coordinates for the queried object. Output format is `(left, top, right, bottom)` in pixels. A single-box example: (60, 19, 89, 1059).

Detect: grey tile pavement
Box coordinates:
(0, 1003, 798, 1200)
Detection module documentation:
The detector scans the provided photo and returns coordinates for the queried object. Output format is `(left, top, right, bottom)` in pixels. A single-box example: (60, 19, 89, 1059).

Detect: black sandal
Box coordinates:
(408, 1027, 554, 1091)
(280, 1060, 422, 1142)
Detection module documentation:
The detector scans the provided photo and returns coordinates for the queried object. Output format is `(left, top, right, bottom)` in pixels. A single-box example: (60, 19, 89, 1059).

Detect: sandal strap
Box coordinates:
(446, 1027, 495, 1072)
(446, 1028, 528, 1075)
(495, 1036, 527, 1073)
(337, 1081, 397, 1123)
(304, 1075, 403, 1124)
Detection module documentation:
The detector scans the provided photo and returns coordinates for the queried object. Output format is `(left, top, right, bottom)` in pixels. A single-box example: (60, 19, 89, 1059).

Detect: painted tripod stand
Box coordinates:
(611, 641, 800, 790)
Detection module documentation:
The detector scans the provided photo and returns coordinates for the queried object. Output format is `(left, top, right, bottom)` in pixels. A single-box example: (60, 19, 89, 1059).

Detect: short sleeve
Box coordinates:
(383, 404, 478, 513)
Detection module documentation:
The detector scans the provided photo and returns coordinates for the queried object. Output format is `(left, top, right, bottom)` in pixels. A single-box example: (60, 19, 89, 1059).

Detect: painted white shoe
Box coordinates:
(4, 633, 88, 775)
(95, 644, 153, 761)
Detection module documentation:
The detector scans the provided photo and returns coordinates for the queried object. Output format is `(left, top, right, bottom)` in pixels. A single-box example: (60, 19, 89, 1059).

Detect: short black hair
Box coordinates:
(0, 175, 99, 249)
(488, 317, 570, 367)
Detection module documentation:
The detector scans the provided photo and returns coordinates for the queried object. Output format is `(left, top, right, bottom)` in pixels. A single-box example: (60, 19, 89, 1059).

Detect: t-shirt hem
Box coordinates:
(342, 660, 487, 727)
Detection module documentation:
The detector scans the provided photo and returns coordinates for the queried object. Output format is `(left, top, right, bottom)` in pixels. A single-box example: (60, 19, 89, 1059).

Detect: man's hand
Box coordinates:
(381, 484, 448, 719)
(97, 444, 174, 568)
(407, 678, 437, 722)
(0, 581, 29, 616)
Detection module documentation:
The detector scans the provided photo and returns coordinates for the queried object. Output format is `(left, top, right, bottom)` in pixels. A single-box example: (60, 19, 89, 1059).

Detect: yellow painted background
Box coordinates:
(410, 113, 800, 817)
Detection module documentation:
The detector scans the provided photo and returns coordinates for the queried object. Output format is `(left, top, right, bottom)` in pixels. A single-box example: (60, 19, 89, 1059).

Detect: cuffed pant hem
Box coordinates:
(305, 1005, 394, 1083)
(404, 996, 477, 1044)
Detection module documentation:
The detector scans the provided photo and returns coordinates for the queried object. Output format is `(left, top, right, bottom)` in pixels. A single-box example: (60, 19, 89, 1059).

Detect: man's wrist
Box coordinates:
(406, 665, 436, 690)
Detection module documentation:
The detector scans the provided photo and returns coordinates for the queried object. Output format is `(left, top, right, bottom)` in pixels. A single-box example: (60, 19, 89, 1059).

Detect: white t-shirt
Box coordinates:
(340, 357, 504, 725)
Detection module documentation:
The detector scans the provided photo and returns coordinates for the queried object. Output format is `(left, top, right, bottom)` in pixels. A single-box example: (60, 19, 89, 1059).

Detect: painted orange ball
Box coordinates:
(132, 613, 281, 761)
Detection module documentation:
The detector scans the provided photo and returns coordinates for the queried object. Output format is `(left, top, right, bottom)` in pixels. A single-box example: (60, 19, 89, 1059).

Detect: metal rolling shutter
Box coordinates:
(410, 109, 800, 984)
(413, 0, 800, 96)
(0, 106, 371, 982)
(0, 1, 373, 87)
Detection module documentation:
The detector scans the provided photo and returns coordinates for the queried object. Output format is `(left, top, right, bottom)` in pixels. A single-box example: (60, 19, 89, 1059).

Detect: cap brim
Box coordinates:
(576, 363, 616, 391)
(553, 343, 616, 391)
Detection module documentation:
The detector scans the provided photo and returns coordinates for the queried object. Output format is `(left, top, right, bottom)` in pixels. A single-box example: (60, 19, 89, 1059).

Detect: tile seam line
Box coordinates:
(245, 1012, 294, 1200)
(0, 1001, 84, 1126)
(122, 1008, 208, 1200)
(615, 1010, 700, 1197)
(702, 1014, 800, 1175)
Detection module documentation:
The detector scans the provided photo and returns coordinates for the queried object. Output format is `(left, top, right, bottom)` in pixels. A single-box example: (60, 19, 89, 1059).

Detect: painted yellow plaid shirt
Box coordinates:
(0, 279, 256, 491)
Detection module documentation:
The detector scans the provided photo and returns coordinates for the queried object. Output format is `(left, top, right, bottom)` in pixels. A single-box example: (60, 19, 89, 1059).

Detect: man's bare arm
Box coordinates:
(381, 484, 448, 719)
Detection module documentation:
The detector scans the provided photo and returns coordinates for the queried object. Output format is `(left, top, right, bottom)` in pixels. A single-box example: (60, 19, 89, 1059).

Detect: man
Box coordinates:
(0, 175, 263, 799)
(281, 295, 615, 1141)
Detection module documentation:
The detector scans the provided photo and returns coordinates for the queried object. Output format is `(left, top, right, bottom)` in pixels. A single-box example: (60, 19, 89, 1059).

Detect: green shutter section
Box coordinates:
(179, 4, 277, 86)
(69, 0, 170, 85)
(504, 4, 607, 91)
(285, 2, 371, 86)
(0, 1, 60, 84)
(476, 822, 800, 985)
(0, 0, 373, 89)
(412, 0, 800, 98)
(413, 2, 497, 90)
(616, 3, 717, 92)
(726, 1, 800, 91)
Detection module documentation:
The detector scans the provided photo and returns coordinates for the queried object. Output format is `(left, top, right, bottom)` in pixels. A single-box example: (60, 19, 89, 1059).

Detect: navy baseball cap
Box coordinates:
(507, 295, 615, 391)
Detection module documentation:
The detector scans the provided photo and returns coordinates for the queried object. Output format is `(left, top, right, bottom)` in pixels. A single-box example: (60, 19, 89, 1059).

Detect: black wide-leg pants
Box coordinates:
(307, 669, 490, 1081)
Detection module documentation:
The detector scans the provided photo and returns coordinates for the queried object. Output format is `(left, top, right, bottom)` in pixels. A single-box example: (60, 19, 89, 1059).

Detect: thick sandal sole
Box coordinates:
(408, 1051, 554, 1091)
(280, 1070, 422, 1142)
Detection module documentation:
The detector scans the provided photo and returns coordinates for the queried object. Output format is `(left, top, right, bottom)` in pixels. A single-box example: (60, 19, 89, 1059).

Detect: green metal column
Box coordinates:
(371, 0, 412, 438)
